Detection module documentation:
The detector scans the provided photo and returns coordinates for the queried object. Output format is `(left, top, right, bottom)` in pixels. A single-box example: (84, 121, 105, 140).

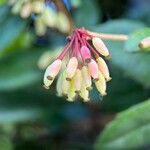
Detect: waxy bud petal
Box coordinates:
(92, 37, 109, 57)
(62, 70, 70, 96)
(97, 57, 111, 81)
(79, 82, 90, 102)
(56, 73, 63, 97)
(46, 59, 62, 80)
(80, 46, 91, 63)
(73, 69, 82, 93)
(82, 66, 92, 90)
(43, 77, 54, 89)
(139, 36, 150, 49)
(66, 57, 78, 80)
(21, 3, 32, 18)
(67, 80, 76, 102)
(95, 71, 107, 96)
(88, 59, 99, 81)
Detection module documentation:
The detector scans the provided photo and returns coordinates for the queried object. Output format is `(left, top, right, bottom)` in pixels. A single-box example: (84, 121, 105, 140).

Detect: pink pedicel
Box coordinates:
(43, 28, 111, 101)
(80, 46, 91, 63)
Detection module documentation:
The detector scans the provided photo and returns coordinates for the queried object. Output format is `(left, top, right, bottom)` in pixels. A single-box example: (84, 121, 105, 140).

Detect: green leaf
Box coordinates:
(125, 28, 150, 52)
(95, 99, 150, 150)
(0, 0, 6, 5)
(73, 0, 100, 28)
(0, 16, 26, 57)
(94, 19, 146, 34)
(0, 109, 42, 125)
(0, 50, 42, 91)
(0, 136, 13, 150)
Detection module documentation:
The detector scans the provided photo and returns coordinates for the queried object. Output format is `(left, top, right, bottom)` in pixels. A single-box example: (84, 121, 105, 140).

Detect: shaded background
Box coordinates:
(0, 0, 150, 149)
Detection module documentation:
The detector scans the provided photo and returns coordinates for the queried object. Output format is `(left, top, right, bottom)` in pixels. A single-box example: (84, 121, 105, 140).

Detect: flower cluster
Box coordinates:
(43, 28, 111, 102)
(8, 0, 70, 35)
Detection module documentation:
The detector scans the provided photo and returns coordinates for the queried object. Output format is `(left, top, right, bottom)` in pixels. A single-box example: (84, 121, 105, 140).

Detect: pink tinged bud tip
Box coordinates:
(46, 59, 62, 80)
(92, 37, 110, 57)
(80, 46, 91, 63)
(97, 57, 111, 82)
(95, 71, 107, 96)
(66, 57, 78, 80)
(88, 59, 99, 81)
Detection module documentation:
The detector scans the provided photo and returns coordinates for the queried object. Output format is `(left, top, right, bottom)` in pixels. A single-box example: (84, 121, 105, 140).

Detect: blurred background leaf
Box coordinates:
(95, 99, 150, 150)
(125, 27, 150, 52)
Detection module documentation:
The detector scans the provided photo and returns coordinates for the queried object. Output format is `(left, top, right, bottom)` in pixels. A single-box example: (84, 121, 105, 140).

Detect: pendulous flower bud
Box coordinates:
(56, 72, 63, 97)
(97, 57, 111, 81)
(88, 59, 99, 81)
(80, 46, 91, 63)
(62, 70, 70, 96)
(67, 79, 76, 102)
(81, 66, 92, 90)
(66, 57, 78, 80)
(73, 69, 82, 93)
(79, 82, 90, 102)
(45, 59, 62, 81)
(95, 71, 107, 96)
(92, 37, 110, 57)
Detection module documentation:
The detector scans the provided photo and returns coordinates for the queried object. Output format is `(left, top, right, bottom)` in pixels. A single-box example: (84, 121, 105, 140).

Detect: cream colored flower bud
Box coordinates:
(57, 12, 70, 33)
(42, 9, 57, 28)
(20, 2, 32, 18)
(82, 66, 92, 90)
(92, 37, 109, 57)
(62, 70, 70, 96)
(12, 1, 22, 14)
(43, 76, 54, 89)
(66, 57, 78, 80)
(139, 36, 150, 49)
(88, 59, 99, 81)
(97, 57, 111, 81)
(32, 1, 44, 13)
(56, 73, 63, 97)
(45, 59, 62, 80)
(79, 83, 90, 102)
(35, 17, 46, 36)
(67, 80, 76, 102)
(95, 71, 107, 96)
(73, 69, 82, 93)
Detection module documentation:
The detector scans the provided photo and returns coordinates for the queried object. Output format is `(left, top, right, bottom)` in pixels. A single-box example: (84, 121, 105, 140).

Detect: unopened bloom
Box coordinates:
(9, 0, 70, 35)
(66, 57, 78, 80)
(43, 28, 111, 102)
(92, 37, 110, 57)
(96, 57, 111, 81)
(139, 36, 150, 49)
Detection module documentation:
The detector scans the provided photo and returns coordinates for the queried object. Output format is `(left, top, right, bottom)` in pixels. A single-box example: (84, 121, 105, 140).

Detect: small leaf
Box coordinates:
(95, 99, 150, 150)
(125, 28, 150, 52)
